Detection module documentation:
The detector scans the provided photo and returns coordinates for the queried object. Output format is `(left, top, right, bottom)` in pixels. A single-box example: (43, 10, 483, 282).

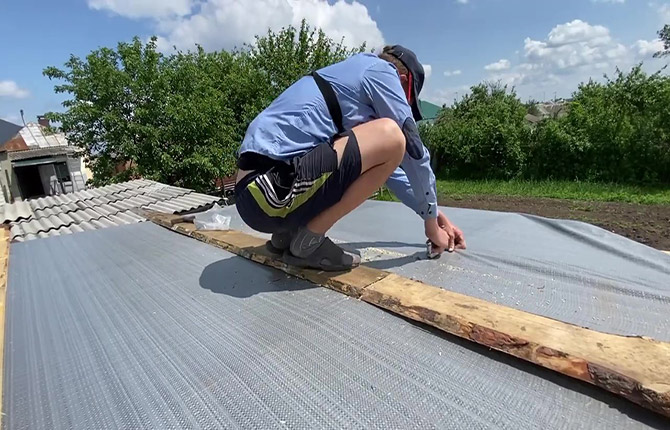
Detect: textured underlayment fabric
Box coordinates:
(4, 213, 669, 428)
(225, 200, 670, 342)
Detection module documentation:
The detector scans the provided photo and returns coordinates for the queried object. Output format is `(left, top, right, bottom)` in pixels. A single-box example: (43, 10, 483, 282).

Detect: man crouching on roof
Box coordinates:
(234, 45, 466, 272)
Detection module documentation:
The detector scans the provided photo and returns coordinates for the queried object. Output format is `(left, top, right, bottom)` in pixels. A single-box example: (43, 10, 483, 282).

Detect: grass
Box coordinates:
(376, 179, 670, 205)
(436, 179, 670, 205)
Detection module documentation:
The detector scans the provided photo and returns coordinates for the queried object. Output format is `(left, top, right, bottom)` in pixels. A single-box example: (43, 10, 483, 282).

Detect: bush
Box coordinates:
(44, 21, 364, 191)
(426, 83, 530, 179)
(426, 66, 670, 185)
(523, 118, 588, 180)
(561, 66, 670, 183)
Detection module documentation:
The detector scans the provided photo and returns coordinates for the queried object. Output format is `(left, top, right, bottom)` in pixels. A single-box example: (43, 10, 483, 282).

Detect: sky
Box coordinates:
(1, 0, 668, 125)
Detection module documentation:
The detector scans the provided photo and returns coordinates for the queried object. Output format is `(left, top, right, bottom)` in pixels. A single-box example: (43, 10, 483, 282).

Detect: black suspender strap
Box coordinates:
(311, 71, 345, 135)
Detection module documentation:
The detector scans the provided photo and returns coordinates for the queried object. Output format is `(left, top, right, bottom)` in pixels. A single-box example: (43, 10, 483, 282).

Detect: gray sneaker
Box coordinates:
(283, 237, 361, 272)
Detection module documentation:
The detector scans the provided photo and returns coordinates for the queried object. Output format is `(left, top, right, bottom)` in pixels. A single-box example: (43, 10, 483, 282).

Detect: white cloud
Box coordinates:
(545, 19, 611, 47)
(0, 81, 29, 99)
(422, 64, 432, 79)
(87, 0, 195, 19)
(660, 4, 670, 22)
(635, 39, 664, 58)
(472, 19, 665, 101)
(444, 69, 462, 77)
(456, 0, 469, 3)
(522, 20, 627, 70)
(425, 85, 471, 106)
(99, 0, 385, 52)
(484, 59, 511, 71)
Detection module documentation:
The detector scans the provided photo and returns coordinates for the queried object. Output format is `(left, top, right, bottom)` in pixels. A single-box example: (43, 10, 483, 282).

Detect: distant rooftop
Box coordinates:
(419, 100, 442, 122)
(0, 121, 71, 153)
(0, 119, 23, 148)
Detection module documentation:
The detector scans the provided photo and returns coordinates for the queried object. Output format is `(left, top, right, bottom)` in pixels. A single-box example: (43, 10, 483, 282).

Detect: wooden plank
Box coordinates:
(361, 274, 670, 417)
(146, 215, 670, 417)
(0, 227, 10, 422)
(178, 224, 385, 297)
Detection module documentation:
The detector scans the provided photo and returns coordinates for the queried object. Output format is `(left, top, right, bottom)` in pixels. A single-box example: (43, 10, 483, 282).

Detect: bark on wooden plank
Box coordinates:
(0, 227, 10, 422)
(146, 216, 670, 417)
(361, 274, 670, 417)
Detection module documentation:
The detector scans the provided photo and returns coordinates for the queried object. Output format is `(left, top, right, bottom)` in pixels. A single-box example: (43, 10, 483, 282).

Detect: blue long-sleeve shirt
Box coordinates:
(239, 52, 438, 220)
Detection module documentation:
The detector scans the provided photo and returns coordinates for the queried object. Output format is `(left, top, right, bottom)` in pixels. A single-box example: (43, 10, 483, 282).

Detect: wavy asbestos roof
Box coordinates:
(2, 179, 222, 241)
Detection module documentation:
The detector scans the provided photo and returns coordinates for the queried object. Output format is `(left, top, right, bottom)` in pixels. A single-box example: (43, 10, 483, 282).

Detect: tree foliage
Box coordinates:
(425, 66, 670, 184)
(44, 21, 363, 191)
(654, 24, 670, 58)
(248, 20, 365, 101)
(548, 65, 670, 183)
(44, 21, 670, 190)
(424, 82, 530, 179)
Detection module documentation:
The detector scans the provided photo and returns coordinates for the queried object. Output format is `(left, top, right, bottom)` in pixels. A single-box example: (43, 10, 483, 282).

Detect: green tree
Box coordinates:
(426, 82, 530, 179)
(248, 20, 366, 101)
(560, 65, 670, 183)
(654, 25, 670, 58)
(44, 22, 364, 191)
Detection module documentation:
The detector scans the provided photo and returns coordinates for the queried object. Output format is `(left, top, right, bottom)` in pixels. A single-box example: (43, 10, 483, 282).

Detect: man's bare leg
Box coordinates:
(287, 119, 405, 269)
(307, 118, 405, 233)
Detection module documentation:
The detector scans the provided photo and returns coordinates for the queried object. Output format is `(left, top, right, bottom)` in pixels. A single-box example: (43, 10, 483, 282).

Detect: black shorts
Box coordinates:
(235, 130, 362, 233)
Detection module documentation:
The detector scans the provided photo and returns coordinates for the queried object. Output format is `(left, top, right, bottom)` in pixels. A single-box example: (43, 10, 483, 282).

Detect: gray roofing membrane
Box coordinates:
(225, 201, 670, 341)
(3, 202, 669, 429)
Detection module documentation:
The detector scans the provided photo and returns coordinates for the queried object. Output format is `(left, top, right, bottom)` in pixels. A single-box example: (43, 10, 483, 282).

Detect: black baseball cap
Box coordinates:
(386, 45, 424, 121)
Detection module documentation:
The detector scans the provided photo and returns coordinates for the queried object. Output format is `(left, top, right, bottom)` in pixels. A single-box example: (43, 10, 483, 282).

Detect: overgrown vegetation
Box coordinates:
(45, 21, 670, 193)
(44, 21, 364, 191)
(424, 65, 670, 185)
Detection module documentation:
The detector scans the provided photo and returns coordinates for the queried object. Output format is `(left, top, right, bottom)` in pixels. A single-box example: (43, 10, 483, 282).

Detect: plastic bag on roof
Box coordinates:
(193, 204, 231, 231)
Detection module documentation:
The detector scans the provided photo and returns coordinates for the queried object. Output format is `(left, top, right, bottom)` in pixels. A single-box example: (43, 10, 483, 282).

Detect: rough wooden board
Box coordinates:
(176, 225, 385, 297)
(146, 215, 670, 417)
(0, 228, 9, 422)
(361, 274, 670, 417)
(145, 212, 184, 228)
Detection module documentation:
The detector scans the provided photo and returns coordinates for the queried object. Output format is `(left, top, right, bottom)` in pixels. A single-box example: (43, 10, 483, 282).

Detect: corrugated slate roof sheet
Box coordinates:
(2, 179, 222, 241)
(0, 201, 32, 223)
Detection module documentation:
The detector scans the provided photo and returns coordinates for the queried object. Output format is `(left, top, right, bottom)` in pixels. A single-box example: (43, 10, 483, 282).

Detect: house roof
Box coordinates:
(3, 202, 668, 428)
(18, 122, 69, 148)
(1, 179, 222, 242)
(418, 99, 442, 121)
(525, 113, 542, 124)
(8, 145, 77, 161)
(0, 118, 22, 147)
(0, 121, 71, 153)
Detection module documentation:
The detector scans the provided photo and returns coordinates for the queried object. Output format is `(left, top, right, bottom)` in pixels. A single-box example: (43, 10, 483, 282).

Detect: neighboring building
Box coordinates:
(418, 99, 442, 123)
(524, 113, 542, 125)
(534, 101, 570, 119)
(0, 116, 88, 203)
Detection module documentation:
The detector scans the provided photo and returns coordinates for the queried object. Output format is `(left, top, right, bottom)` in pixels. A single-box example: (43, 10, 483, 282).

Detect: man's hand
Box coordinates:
(425, 211, 466, 254)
